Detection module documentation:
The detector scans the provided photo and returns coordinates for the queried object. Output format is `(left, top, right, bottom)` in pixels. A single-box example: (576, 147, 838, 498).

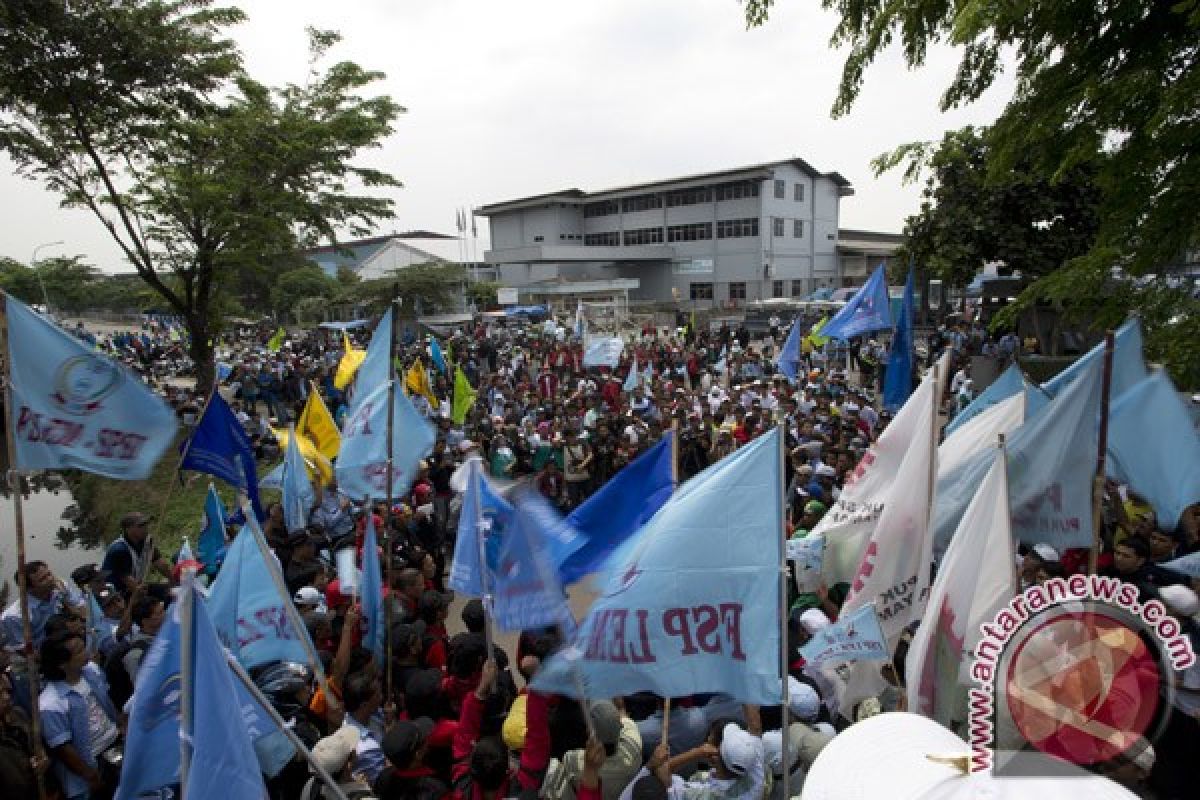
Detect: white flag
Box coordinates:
(840, 362, 942, 644)
(938, 390, 1026, 478)
(907, 446, 1016, 725)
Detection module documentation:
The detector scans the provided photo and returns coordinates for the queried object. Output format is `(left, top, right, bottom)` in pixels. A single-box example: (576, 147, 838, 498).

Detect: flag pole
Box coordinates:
(179, 570, 196, 797)
(1089, 331, 1116, 574)
(227, 657, 350, 800)
(776, 425, 792, 800)
(383, 286, 401, 707)
(0, 292, 49, 800)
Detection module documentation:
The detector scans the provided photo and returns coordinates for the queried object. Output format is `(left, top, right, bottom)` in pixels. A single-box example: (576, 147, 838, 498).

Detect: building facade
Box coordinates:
(478, 159, 855, 308)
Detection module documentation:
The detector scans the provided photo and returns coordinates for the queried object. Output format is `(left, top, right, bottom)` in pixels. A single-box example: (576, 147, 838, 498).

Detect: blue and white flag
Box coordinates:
(117, 587, 291, 800)
(623, 355, 640, 392)
(5, 294, 177, 478)
(259, 461, 283, 489)
(180, 392, 263, 521)
(206, 523, 314, 669)
(1108, 370, 1200, 530)
(198, 484, 227, 576)
(945, 363, 1027, 435)
(352, 308, 394, 398)
(934, 356, 1101, 555)
(786, 534, 825, 594)
(281, 426, 315, 533)
(360, 514, 386, 665)
(1164, 552, 1200, 579)
(559, 433, 674, 585)
(882, 269, 915, 411)
(776, 319, 803, 383)
(819, 264, 893, 341)
(429, 336, 447, 375)
(448, 458, 514, 596)
(491, 489, 580, 633)
(642, 362, 654, 386)
(574, 300, 587, 339)
(534, 428, 784, 705)
(798, 604, 888, 668)
(1041, 317, 1146, 398)
(583, 337, 624, 369)
(336, 380, 436, 501)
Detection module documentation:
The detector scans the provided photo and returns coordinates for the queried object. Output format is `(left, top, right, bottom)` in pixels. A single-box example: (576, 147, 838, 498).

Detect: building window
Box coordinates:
(666, 222, 712, 242)
(665, 187, 713, 207)
(559, 233, 583, 241)
(583, 231, 619, 246)
(583, 200, 619, 218)
(714, 180, 761, 201)
(794, 219, 804, 238)
(729, 282, 747, 300)
(716, 218, 759, 238)
(791, 281, 807, 298)
(773, 280, 785, 298)
(622, 227, 665, 246)
(620, 194, 663, 212)
(690, 282, 714, 300)
(533, 235, 544, 243)
(774, 179, 785, 199)
(772, 217, 785, 237)
(794, 183, 805, 202)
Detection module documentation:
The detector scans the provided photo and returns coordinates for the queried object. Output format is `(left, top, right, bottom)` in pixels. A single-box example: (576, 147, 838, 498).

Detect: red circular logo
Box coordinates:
(1005, 609, 1162, 766)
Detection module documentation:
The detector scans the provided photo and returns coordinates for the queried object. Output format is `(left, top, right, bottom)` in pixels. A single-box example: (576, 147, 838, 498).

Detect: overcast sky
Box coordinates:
(0, 0, 1015, 271)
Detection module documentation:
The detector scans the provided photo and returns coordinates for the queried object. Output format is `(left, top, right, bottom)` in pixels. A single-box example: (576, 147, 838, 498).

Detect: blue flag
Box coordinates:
(533, 428, 784, 705)
(281, 427, 315, 533)
(336, 380, 436, 501)
(559, 433, 674, 585)
(429, 337, 447, 375)
(448, 458, 514, 596)
(180, 392, 264, 521)
(820, 264, 893, 341)
(882, 269, 915, 411)
(361, 513, 386, 665)
(117, 587, 292, 800)
(206, 523, 315, 669)
(1108, 370, 1200, 530)
(198, 484, 227, 576)
(4, 294, 178, 478)
(623, 356, 640, 392)
(798, 604, 889, 668)
(775, 319, 803, 383)
(944, 363, 1027, 435)
(352, 308, 394, 397)
(1041, 317, 1146, 398)
(491, 489, 580, 633)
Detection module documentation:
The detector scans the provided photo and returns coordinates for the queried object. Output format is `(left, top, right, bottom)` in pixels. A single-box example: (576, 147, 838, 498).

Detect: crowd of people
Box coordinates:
(0, 307, 1196, 800)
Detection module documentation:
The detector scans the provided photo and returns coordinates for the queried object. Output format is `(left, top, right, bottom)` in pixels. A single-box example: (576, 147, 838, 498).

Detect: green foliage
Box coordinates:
(270, 264, 337, 318)
(466, 280, 501, 309)
(337, 262, 465, 314)
(0, 3, 403, 391)
(0, 255, 159, 312)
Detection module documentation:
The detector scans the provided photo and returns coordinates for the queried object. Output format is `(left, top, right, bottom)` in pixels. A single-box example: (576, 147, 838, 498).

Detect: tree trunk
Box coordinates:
(187, 313, 216, 396)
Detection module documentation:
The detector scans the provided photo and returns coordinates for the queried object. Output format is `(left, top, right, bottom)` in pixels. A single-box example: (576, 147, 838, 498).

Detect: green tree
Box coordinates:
(341, 263, 466, 313)
(270, 264, 337, 319)
(466, 280, 501, 310)
(0, 256, 42, 303)
(0, 2, 402, 391)
(742, 0, 1200, 387)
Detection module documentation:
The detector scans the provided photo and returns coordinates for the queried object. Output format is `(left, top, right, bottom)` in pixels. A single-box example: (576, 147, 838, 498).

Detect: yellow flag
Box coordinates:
(805, 316, 830, 349)
(267, 326, 286, 352)
(271, 427, 334, 486)
(296, 388, 341, 461)
(405, 359, 439, 407)
(334, 331, 366, 390)
(452, 366, 477, 425)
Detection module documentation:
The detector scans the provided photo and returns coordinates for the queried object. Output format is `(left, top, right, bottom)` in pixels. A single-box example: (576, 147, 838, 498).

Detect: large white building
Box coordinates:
(478, 159, 857, 309)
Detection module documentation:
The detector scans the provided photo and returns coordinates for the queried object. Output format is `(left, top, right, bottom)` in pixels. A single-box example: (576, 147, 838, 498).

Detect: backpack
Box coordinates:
(103, 638, 150, 709)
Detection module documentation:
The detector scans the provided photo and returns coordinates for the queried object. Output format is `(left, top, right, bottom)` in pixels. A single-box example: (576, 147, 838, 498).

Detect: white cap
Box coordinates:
(311, 726, 359, 775)
(1032, 543, 1061, 563)
(1159, 584, 1200, 617)
(786, 676, 821, 721)
(718, 723, 764, 779)
(293, 586, 321, 606)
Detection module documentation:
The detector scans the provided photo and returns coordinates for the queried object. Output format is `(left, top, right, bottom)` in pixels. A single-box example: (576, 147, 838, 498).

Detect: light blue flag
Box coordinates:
(117, 588, 293, 799)
(819, 264, 893, 341)
(882, 269, 915, 411)
(1108, 370, 1200, 530)
(776, 319, 803, 383)
(187, 587, 272, 800)
(560, 433, 674, 585)
(933, 357, 1101, 556)
(623, 355, 640, 392)
(352, 308, 394, 398)
(714, 346, 728, 378)
(198, 484, 227, 576)
(429, 337, 447, 375)
(798, 604, 888, 668)
(259, 462, 283, 489)
(207, 524, 314, 669)
(448, 459, 514, 596)
(281, 426, 315, 533)
(643, 362, 654, 385)
(944, 363, 1027, 435)
(1041, 317, 1146, 398)
(533, 428, 784, 705)
(1164, 552, 1200, 579)
(361, 513, 386, 665)
(583, 336, 624, 368)
(336, 380, 436, 500)
(176, 537, 195, 566)
(5, 294, 178, 478)
(491, 489, 580, 633)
